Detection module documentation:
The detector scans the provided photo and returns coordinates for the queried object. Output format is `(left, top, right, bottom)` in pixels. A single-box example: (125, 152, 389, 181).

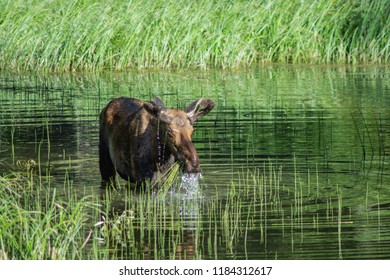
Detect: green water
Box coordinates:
(1, 65, 389, 259)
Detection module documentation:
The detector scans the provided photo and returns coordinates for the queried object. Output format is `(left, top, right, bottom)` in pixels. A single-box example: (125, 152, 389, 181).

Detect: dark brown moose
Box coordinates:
(99, 96, 214, 187)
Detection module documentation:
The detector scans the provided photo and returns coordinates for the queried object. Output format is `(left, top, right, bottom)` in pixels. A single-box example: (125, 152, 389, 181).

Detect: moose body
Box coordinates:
(99, 96, 214, 187)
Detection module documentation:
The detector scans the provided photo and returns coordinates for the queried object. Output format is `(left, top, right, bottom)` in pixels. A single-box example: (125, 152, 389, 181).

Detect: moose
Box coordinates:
(99, 96, 214, 187)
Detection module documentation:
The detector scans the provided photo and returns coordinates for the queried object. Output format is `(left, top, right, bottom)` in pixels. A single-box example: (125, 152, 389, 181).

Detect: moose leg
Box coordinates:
(99, 141, 116, 187)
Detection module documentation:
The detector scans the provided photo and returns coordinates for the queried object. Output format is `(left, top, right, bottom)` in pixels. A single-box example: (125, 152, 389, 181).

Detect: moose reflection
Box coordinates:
(99, 96, 214, 187)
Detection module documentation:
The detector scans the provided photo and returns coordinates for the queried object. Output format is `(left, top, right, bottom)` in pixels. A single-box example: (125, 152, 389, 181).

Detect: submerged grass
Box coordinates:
(0, 0, 388, 72)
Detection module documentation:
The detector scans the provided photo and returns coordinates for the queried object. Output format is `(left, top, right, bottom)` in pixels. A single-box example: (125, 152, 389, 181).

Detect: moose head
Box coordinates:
(144, 96, 214, 173)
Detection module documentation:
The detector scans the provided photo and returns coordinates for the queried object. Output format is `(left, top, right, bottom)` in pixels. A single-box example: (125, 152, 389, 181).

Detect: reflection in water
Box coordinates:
(0, 65, 389, 259)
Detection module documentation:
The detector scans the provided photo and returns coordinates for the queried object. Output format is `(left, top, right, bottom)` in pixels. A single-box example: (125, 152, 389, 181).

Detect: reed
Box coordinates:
(0, 0, 388, 72)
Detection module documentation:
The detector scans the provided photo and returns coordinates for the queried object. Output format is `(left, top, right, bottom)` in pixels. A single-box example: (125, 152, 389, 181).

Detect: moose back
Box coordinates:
(99, 96, 214, 187)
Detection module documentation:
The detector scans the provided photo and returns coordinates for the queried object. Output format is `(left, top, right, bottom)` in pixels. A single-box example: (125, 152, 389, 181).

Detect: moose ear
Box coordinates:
(143, 101, 158, 116)
(185, 98, 214, 123)
(144, 96, 165, 116)
(144, 97, 172, 124)
(152, 96, 165, 108)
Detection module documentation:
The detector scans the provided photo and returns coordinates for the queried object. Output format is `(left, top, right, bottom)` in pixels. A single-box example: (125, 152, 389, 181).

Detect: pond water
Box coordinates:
(1, 65, 389, 259)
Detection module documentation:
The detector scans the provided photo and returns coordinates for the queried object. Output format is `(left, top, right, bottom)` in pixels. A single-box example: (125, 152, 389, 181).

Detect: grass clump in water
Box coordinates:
(154, 161, 181, 196)
(0, 0, 388, 72)
(0, 172, 100, 260)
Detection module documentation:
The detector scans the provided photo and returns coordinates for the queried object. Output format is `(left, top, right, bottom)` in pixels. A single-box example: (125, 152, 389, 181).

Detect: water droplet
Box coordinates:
(180, 172, 202, 196)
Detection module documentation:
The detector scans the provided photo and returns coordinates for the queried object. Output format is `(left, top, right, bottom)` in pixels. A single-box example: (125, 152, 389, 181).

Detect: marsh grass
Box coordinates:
(0, 0, 388, 72)
(0, 152, 383, 259)
(0, 172, 100, 259)
(155, 161, 180, 196)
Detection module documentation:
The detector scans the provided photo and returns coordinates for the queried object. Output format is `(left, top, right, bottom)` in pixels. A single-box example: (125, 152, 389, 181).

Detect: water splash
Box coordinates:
(179, 172, 202, 196)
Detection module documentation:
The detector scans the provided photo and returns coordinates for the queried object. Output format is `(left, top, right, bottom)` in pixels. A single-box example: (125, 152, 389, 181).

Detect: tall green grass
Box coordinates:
(0, 172, 99, 259)
(0, 0, 388, 72)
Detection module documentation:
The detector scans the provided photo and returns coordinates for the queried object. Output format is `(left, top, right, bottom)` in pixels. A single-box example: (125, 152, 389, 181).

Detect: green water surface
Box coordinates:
(0, 65, 389, 259)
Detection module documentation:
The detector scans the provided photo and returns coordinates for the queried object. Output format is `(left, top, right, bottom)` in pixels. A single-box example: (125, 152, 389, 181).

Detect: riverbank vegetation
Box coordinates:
(0, 0, 388, 72)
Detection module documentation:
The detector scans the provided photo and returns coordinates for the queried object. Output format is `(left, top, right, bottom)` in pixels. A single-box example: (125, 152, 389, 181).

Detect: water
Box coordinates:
(0, 65, 389, 259)
(180, 173, 202, 196)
